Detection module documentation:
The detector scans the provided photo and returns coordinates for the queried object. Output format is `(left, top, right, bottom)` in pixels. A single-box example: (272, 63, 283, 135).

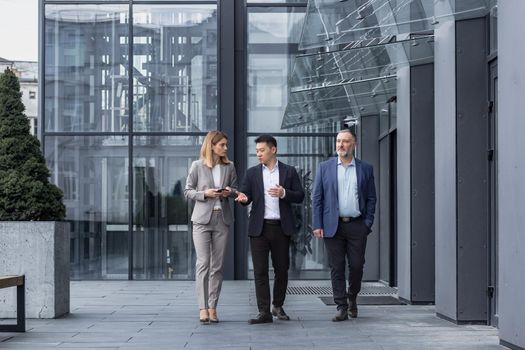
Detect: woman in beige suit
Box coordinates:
(184, 131, 238, 323)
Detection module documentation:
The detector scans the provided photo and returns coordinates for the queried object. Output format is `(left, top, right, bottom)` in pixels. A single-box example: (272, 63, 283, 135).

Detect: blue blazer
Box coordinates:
(239, 161, 305, 237)
(312, 157, 377, 238)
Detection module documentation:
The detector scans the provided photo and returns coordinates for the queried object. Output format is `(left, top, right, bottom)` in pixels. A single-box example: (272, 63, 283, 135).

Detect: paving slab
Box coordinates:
(0, 281, 506, 349)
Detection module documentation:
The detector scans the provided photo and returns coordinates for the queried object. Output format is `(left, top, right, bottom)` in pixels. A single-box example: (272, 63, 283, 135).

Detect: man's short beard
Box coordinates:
(337, 149, 351, 157)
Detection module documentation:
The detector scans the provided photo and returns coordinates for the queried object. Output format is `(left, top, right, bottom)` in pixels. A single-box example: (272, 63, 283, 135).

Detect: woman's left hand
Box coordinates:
(220, 186, 232, 198)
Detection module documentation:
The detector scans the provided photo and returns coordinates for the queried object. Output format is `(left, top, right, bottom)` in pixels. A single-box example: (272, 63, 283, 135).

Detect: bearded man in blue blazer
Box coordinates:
(312, 129, 377, 321)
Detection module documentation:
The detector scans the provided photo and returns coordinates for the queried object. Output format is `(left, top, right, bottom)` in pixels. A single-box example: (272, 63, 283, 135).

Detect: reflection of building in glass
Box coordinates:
(43, 4, 218, 280)
(132, 6, 218, 132)
(0, 58, 38, 136)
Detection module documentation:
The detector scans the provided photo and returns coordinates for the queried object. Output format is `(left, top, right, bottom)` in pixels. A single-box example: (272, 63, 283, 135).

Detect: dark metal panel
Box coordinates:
(410, 63, 435, 303)
(218, 0, 236, 280)
(233, 0, 248, 280)
(390, 131, 397, 287)
(456, 17, 489, 322)
(379, 136, 391, 282)
(360, 115, 380, 280)
(128, 0, 134, 280)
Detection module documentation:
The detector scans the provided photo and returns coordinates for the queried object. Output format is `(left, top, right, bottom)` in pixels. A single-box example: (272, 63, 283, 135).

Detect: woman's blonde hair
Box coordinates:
(200, 130, 231, 167)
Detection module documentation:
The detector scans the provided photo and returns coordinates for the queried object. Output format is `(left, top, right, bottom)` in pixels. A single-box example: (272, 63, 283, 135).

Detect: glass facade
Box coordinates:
(247, 6, 305, 133)
(132, 5, 218, 132)
(44, 5, 130, 132)
(43, 2, 217, 280)
(45, 135, 130, 279)
(132, 136, 202, 280)
(41, 0, 409, 281)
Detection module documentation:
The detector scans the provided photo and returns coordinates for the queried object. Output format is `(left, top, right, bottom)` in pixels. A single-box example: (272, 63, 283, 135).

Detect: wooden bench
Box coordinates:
(0, 275, 25, 332)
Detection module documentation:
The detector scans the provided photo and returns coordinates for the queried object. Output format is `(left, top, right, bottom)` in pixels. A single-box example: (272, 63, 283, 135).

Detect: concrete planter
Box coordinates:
(0, 221, 69, 318)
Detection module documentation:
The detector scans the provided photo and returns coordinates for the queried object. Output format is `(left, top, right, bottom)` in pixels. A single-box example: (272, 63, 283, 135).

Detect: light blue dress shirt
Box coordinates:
(337, 157, 361, 218)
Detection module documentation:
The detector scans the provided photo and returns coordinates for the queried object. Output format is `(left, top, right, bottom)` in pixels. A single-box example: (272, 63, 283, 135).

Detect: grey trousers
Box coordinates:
(192, 211, 229, 309)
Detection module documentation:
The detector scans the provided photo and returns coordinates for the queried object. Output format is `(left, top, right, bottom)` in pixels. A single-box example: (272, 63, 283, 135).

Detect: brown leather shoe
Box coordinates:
(199, 309, 209, 323)
(208, 308, 219, 323)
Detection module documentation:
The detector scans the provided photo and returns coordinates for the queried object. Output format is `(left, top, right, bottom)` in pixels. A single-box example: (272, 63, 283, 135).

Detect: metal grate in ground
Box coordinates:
(286, 282, 397, 296)
(287, 286, 332, 295)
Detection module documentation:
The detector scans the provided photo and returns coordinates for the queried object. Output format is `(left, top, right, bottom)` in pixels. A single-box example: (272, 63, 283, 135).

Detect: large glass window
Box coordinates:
(44, 3, 218, 280)
(132, 5, 218, 132)
(247, 7, 304, 133)
(132, 135, 203, 280)
(44, 5, 130, 132)
(247, 6, 341, 134)
(46, 136, 130, 279)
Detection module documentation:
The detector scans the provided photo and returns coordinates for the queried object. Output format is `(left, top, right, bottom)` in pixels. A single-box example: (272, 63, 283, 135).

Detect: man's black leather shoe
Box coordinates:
(271, 306, 290, 320)
(332, 308, 349, 322)
(248, 312, 273, 324)
(348, 298, 358, 318)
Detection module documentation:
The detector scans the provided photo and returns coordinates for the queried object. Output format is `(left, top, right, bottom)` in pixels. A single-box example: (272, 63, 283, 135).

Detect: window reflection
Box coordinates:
(45, 136, 130, 279)
(44, 4, 218, 280)
(132, 5, 218, 132)
(44, 5, 130, 132)
(247, 7, 306, 133)
(133, 136, 204, 280)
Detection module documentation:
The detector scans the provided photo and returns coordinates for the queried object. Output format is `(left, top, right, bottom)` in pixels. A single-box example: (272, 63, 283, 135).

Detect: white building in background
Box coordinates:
(0, 57, 38, 136)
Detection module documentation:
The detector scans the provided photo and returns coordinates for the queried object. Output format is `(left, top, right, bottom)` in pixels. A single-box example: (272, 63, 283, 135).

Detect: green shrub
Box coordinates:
(0, 67, 65, 220)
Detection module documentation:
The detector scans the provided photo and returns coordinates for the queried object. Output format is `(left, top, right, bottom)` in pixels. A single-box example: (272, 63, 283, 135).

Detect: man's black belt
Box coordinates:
(264, 219, 281, 225)
(339, 216, 361, 223)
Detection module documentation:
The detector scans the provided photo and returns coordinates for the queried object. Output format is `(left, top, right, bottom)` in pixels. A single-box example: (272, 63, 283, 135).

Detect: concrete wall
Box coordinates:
(498, 1, 525, 348)
(396, 61, 435, 303)
(396, 65, 411, 301)
(434, 18, 457, 320)
(0, 222, 69, 318)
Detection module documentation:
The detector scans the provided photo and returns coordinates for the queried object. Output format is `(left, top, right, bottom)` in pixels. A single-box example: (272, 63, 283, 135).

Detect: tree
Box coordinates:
(0, 67, 65, 220)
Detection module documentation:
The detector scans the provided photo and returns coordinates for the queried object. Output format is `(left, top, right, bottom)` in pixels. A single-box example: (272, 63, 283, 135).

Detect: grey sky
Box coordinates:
(0, 0, 38, 61)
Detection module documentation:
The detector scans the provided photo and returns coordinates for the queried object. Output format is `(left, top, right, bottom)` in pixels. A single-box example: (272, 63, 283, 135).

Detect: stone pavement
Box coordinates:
(0, 281, 504, 349)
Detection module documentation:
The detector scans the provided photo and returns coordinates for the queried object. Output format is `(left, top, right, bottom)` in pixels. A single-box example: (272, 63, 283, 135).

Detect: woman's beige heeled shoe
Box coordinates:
(208, 308, 219, 323)
(199, 309, 209, 323)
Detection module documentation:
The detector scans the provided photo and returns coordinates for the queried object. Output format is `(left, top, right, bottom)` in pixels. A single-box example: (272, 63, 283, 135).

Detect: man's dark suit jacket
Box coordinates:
(239, 161, 305, 237)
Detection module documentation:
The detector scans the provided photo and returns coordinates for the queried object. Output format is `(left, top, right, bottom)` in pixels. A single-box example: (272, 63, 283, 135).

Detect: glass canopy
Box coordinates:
(290, 34, 433, 91)
(299, 0, 492, 50)
(282, 0, 493, 129)
(282, 34, 432, 128)
(283, 76, 396, 128)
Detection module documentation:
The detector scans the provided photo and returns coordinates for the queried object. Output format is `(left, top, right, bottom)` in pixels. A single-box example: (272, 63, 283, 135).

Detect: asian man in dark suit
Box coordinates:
(312, 129, 377, 321)
(236, 135, 305, 324)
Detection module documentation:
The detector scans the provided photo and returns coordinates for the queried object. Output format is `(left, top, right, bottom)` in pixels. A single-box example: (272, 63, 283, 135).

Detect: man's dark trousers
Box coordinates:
(250, 221, 290, 313)
(323, 218, 368, 310)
